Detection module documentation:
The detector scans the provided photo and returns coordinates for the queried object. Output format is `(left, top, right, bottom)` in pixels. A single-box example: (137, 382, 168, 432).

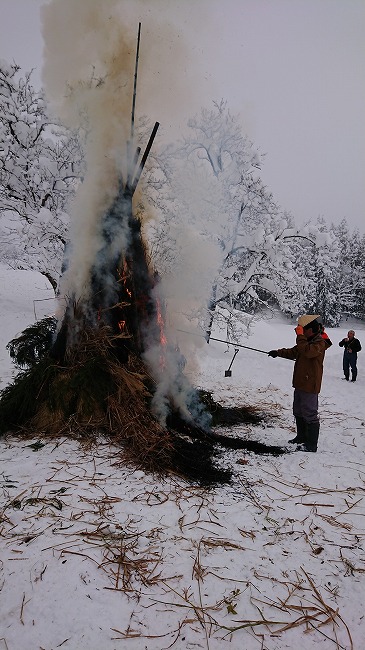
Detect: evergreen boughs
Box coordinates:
(0, 358, 59, 433)
(0, 325, 120, 434)
(6, 317, 57, 369)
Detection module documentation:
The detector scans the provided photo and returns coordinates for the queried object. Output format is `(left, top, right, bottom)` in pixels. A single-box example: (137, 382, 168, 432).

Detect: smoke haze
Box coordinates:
(42, 0, 136, 300)
(41, 0, 222, 426)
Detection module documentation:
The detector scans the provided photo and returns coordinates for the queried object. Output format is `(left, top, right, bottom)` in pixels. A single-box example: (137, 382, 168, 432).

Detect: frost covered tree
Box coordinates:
(0, 60, 83, 290)
(280, 219, 345, 326)
(278, 217, 365, 326)
(147, 101, 315, 339)
(331, 219, 365, 320)
(310, 219, 342, 326)
(352, 232, 365, 320)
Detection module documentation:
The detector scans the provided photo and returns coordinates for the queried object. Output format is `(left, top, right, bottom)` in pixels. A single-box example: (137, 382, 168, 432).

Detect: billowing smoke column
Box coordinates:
(41, 0, 222, 429)
(42, 0, 138, 308)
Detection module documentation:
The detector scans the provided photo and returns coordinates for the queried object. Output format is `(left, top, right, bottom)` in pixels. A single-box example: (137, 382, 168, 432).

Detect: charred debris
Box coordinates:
(0, 25, 287, 486)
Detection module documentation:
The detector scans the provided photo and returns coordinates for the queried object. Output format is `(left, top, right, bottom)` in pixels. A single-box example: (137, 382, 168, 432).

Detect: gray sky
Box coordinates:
(1, 0, 364, 232)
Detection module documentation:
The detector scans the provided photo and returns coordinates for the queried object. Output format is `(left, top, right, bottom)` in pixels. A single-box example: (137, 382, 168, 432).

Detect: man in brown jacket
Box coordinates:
(268, 315, 327, 452)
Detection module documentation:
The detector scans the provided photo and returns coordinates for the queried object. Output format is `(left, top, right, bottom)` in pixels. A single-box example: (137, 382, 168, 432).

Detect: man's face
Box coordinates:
(348, 331, 354, 339)
(304, 327, 313, 339)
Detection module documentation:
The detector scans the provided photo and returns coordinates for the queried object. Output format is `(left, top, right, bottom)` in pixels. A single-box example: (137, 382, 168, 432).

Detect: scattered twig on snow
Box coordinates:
(316, 513, 352, 531)
(240, 567, 354, 650)
(339, 548, 365, 576)
(111, 618, 189, 648)
(193, 541, 211, 650)
(19, 592, 30, 625)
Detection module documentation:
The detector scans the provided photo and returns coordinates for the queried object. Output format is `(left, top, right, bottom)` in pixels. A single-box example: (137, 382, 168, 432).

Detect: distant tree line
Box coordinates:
(0, 62, 364, 331)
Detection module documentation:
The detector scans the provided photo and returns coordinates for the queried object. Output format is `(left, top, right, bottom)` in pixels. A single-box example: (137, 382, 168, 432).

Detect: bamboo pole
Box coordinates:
(131, 121, 160, 193)
(131, 22, 141, 141)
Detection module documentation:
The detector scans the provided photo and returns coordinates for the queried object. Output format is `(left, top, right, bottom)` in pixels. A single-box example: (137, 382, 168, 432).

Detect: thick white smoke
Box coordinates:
(41, 0, 224, 427)
(142, 227, 222, 427)
(42, 0, 138, 303)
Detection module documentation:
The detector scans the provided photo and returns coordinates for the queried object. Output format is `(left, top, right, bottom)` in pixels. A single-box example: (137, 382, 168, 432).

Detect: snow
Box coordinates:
(1, 264, 365, 650)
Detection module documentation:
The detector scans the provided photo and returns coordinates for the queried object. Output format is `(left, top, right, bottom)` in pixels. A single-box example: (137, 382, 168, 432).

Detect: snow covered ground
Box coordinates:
(1, 264, 364, 650)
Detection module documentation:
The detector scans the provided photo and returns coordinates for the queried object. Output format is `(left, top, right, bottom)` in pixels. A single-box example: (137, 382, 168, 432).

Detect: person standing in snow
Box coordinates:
(339, 330, 361, 382)
(267, 315, 328, 452)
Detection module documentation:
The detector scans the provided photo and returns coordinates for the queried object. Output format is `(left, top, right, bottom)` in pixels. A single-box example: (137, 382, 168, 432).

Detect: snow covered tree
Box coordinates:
(310, 220, 342, 326)
(331, 219, 365, 320)
(147, 101, 316, 339)
(0, 60, 83, 290)
(352, 232, 365, 320)
(279, 231, 317, 316)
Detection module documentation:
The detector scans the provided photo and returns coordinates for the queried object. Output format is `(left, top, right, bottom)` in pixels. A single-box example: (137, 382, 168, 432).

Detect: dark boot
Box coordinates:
(289, 416, 307, 444)
(304, 421, 320, 452)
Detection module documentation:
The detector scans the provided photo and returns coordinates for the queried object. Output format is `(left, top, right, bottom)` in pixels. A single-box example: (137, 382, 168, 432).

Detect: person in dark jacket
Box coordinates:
(268, 315, 327, 452)
(339, 330, 362, 382)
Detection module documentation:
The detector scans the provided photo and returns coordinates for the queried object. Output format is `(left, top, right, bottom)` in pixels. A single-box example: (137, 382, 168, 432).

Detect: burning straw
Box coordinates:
(0, 4, 287, 486)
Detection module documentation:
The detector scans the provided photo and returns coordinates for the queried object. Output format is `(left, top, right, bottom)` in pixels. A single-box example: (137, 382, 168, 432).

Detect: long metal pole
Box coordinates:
(209, 336, 268, 354)
(176, 328, 269, 354)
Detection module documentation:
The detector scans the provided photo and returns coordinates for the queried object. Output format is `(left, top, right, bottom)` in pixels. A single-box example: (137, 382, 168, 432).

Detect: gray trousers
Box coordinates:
(293, 388, 319, 424)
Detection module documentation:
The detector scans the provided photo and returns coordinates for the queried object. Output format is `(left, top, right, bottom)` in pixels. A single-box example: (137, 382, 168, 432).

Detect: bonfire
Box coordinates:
(0, 24, 285, 485)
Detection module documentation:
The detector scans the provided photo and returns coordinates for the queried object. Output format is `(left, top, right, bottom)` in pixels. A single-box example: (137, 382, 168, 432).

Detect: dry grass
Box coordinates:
(6, 326, 176, 474)
(1, 444, 360, 650)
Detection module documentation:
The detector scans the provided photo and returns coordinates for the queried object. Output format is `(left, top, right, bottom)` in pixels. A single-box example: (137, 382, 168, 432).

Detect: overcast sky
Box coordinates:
(1, 0, 364, 232)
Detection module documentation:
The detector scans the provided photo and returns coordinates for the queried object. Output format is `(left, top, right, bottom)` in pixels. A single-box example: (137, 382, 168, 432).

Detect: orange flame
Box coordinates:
(156, 298, 167, 346)
(118, 320, 126, 332)
(118, 261, 133, 299)
(156, 297, 168, 370)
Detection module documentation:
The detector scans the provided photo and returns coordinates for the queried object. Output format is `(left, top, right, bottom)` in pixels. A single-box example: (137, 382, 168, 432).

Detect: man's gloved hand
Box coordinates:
(295, 325, 304, 335)
(268, 350, 278, 358)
